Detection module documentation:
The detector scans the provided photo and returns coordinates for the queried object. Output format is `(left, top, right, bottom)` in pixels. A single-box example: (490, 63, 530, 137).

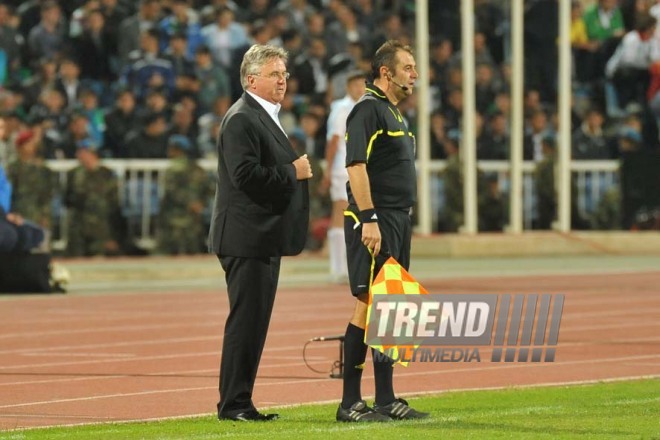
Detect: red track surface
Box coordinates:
(0, 271, 659, 430)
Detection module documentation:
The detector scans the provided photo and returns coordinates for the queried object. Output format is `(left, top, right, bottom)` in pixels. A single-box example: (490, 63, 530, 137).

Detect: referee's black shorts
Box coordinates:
(343, 205, 412, 297)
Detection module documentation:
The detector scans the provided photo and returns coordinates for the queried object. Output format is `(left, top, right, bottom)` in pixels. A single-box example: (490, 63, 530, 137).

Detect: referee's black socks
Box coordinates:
(372, 348, 395, 406)
(341, 323, 368, 409)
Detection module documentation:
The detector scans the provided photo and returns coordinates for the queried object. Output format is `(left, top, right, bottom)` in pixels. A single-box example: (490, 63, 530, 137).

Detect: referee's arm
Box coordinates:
(347, 163, 381, 257)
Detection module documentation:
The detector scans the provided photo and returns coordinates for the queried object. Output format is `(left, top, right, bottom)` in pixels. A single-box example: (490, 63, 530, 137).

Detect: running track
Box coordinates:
(0, 261, 659, 430)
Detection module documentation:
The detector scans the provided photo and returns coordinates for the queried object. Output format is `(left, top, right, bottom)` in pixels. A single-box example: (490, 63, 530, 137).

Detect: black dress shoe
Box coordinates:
(219, 410, 279, 421)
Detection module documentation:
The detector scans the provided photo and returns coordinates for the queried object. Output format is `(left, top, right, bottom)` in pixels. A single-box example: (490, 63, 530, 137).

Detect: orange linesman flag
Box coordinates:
(365, 257, 428, 366)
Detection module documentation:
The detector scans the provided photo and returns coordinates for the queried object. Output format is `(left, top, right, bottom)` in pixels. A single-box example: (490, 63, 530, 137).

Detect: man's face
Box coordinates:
(389, 50, 418, 99)
(0, 118, 5, 139)
(247, 57, 288, 104)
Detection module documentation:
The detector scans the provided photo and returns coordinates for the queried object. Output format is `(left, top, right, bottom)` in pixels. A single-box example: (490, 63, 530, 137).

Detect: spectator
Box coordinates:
(122, 29, 176, 101)
(69, 0, 100, 39)
(99, 0, 130, 44)
(325, 3, 367, 58)
(442, 87, 463, 130)
(478, 111, 509, 160)
(524, 0, 558, 103)
(6, 129, 54, 229)
(524, 109, 553, 162)
(227, 20, 272, 102)
(73, 8, 117, 84)
(534, 135, 557, 229)
(164, 31, 195, 78)
(64, 140, 122, 256)
(29, 89, 68, 158)
(22, 56, 58, 108)
(303, 11, 327, 47)
(139, 87, 170, 121)
(583, 0, 626, 81)
(475, 0, 506, 65)
(370, 13, 407, 55)
(124, 112, 168, 158)
(450, 31, 496, 72)
(54, 57, 83, 110)
(27, 0, 67, 62)
(572, 107, 612, 159)
(58, 111, 93, 160)
(475, 62, 500, 114)
(201, 6, 249, 70)
(168, 103, 198, 155)
(199, 0, 244, 26)
(194, 45, 230, 113)
(278, 0, 316, 31)
(0, 3, 24, 84)
(78, 88, 106, 148)
(429, 112, 451, 159)
(292, 37, 329, 101)
(157, 135, 213, 254)
(103, 88, 138, 158)
(158, 0, 203, 58)
(244, 0, 270, 24)
(2, 116, 43, 255)
(117, 0, 162, 68)
(197, 95, 230, 159)
(430, 38, 453, 90)
(606, 13, 656, 109)
(571, 0, 599, 83)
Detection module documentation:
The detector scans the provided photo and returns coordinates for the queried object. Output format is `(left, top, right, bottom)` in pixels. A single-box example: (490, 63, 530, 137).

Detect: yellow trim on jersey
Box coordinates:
(366, 87, 386, 98)
(387, 130, 405, 136)
(387, 107, 402, 122)
(366, 129, 384, 161)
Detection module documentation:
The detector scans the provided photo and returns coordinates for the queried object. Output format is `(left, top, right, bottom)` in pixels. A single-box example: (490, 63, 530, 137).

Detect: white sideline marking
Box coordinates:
(4, 374, 658, 432)
(0, 355, 658, 410)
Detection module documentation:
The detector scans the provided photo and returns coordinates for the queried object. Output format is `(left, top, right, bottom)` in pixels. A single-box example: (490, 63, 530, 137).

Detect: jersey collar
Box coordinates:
(365, 83, 388, 101)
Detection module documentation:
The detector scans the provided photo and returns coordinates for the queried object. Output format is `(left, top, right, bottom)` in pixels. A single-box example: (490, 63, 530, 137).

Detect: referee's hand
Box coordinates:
(361, 222, 381, 256)
(293, 154, 313, 180)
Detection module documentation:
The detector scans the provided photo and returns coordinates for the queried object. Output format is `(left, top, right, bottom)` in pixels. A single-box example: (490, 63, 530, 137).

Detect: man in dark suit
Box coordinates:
(208, 44, 312, 422)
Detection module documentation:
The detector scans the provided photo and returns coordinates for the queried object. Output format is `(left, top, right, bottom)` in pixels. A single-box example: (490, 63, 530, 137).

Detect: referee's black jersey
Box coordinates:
(345, 83, 417, 209)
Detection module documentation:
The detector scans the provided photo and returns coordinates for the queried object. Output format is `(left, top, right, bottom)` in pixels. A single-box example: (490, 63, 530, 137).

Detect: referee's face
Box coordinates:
(250, 57, 288, 104)
(392, 50, 418, 99)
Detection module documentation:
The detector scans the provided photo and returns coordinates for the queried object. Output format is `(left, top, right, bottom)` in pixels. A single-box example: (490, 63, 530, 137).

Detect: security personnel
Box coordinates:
(336, 40, 429, 423)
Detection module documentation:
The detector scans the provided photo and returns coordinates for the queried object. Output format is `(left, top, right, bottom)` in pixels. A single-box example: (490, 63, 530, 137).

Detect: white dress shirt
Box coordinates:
(246, 91, 287, 136)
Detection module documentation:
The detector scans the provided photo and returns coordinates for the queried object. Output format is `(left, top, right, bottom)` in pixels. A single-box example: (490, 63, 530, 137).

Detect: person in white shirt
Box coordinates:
(606, 13, 656, 109)
(323, 70, 365, 282)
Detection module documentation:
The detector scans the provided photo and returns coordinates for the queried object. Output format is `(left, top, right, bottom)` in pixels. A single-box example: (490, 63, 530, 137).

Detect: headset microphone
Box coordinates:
(388, 74, 409, 91)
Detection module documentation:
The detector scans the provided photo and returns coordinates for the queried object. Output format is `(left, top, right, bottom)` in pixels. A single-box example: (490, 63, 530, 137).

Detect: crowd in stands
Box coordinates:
(0, 0, 659, 258)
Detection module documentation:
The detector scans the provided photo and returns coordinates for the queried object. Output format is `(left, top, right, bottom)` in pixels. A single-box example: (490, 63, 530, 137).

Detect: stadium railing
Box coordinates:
(45, 159, 619, 251)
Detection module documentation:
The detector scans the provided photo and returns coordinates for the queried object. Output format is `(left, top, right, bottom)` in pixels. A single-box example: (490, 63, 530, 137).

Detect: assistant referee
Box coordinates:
(335, 40, 429, 423)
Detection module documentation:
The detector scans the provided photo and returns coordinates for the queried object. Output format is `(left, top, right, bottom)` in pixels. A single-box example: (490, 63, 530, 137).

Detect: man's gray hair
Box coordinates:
(240, 44, 289, 90)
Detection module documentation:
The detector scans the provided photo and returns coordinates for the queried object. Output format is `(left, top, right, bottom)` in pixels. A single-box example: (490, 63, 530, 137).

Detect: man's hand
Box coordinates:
(293, 154, 313, 180)
(361, 222, 381, 256)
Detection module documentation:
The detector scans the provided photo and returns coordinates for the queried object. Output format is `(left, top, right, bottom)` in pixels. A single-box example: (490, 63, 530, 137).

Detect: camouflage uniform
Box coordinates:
(6, 160, 55, 228)
(440, 155, 506, 232)
(65, 165, 122, 256)
(533, 153, 587, 230)
(534, 153, 556, 230)
(157, 157, 214, 254)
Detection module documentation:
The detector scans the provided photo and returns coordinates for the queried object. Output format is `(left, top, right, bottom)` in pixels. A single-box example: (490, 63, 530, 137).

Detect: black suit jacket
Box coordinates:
(208, 92, 309, 258)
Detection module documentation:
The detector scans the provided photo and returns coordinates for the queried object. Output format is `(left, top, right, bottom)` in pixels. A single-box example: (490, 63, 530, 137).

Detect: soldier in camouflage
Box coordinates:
(157, 135, 214, 254)
(7, 130, 55, 230)
(65, 140, 122, 256)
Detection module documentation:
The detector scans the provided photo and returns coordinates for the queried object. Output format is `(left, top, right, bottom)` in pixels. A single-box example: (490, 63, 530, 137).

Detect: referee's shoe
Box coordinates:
(336, 400, 391, 422)
(373, 398, 430, 420)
